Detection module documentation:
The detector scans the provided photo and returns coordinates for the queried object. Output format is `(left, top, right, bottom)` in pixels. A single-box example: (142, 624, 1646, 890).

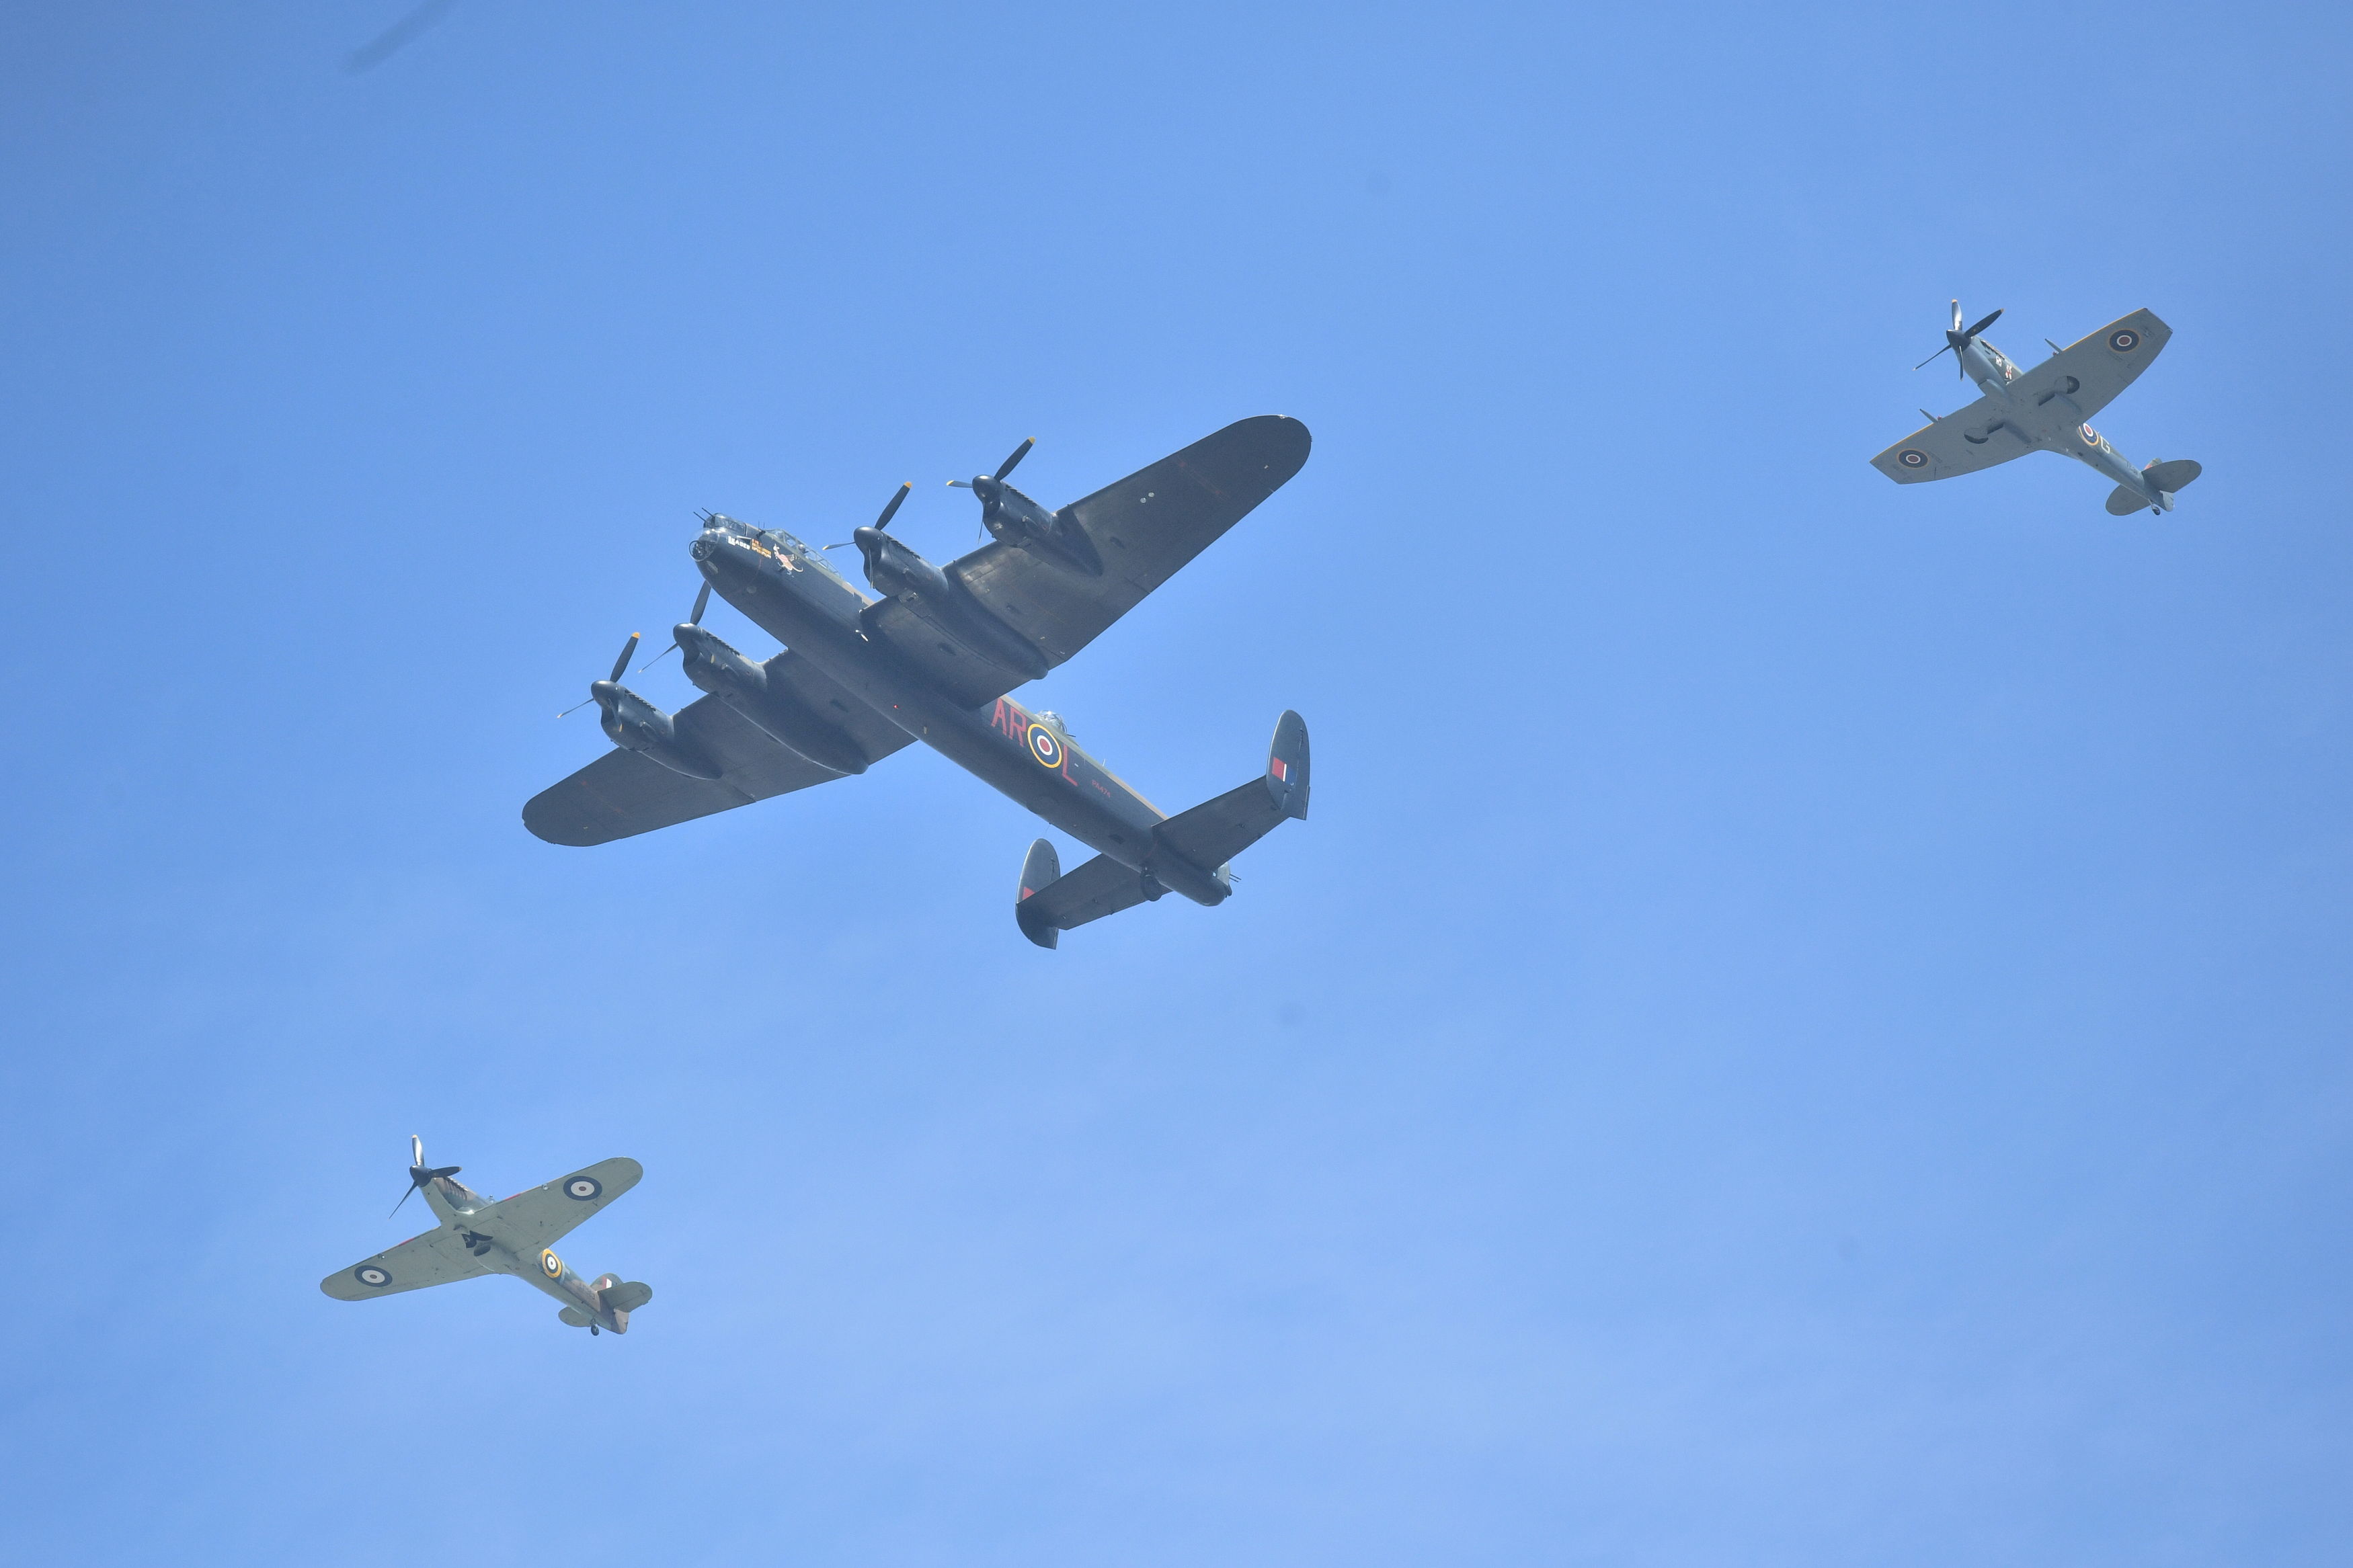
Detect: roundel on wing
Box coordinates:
(542, 1249, 564, 1278)
(1027, 724, 1064, 768)
(1897, 448, 1929, 468)
(355, 1264, 391, 1288)
(565, 1175, 602, 1201)
(2109, 327, 2141, 352)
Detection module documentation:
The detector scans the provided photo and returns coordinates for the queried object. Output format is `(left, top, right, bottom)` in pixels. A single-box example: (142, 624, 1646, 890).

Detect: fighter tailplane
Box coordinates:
(1016, 710, 1310, 948)
(2106, 458, 2205, 517)
(322, 1139, 652, 1337)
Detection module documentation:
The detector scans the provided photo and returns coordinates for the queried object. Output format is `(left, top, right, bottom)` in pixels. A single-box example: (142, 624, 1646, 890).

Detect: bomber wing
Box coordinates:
(1871, 393, 2042, 485)
(2004, 308, 2171, 424)
(321, 1227, 497, 1301)
(524, 653, 914, 845)
(463, 1157, 643, 1255)
(944, 415, 1311, 677)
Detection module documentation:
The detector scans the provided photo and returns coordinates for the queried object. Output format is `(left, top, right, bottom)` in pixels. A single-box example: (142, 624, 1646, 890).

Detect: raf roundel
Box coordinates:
(354, 1264, 391, 1288)
(2081, 423, 2102, 447)
(564, 1175, 602, 1202)
(1897, 448, 1929, 469)
(542, 1249, 564, 1279)
(2110, 327, 2141, 353)
(1027, 724, 1064, 769)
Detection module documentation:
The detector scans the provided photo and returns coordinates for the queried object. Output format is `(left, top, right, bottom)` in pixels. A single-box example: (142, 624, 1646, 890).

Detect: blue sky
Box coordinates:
(3, 2, 2350, 1563)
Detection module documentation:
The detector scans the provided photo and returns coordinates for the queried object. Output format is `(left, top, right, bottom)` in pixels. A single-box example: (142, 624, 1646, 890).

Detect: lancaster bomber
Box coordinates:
(1872, 302, 2200, 516)
(524, 416, 1313, 947)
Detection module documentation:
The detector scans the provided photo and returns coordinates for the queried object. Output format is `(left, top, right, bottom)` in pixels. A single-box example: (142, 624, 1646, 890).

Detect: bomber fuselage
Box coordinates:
(688, 517, 1190, 881)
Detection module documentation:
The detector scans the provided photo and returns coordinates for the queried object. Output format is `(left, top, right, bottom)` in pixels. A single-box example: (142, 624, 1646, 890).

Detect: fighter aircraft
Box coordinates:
(1872, 302, 2200, 515)
(320, 1138, 651, 1336)
(524, 416, 1314, 948)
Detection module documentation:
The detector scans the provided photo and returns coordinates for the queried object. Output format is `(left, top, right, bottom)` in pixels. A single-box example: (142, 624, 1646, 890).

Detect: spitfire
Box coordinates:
(321, 1137, 652, 1336)
(1872, 301, 2202, 516)
(524, 416, 1316, 946)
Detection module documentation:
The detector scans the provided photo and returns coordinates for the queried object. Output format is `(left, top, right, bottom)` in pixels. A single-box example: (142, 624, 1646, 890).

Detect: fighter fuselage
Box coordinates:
(1957, 335, 2163, 506)
(419, 1173, 633, 1334)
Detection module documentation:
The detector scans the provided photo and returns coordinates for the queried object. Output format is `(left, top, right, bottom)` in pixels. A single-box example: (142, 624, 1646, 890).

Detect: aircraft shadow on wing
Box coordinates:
(1872, 302, 2200, 516)
(523, 415, 1315, 948)
(321, 1137, 650, 1337)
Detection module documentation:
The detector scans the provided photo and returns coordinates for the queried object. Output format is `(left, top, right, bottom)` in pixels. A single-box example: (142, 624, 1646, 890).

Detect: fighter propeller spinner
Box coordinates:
(389, 1133, 459, 1218)
(1874, 302, 2201, 517)
(323, 1138, 653, 1337)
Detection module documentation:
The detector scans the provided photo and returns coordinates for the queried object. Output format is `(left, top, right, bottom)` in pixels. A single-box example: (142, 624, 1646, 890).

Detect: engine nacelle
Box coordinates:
(971, 477, 1103, 577)
(850, 530, 1050, 680)
(677, 623, 871, 775)
(592, 682, 721, 780)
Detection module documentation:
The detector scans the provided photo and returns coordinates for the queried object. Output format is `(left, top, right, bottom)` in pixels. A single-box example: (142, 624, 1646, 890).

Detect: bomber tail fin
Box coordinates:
(1012, 712, 1311, 948)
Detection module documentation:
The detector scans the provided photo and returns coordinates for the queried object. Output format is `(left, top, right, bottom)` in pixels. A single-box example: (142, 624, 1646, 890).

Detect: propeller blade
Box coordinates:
(1950, 298, 1962, 332)
(873, 483, 912, 531)
(947, 479, 972, 489)
(607, 632, 640, 684)
(557, 696, 596, 718)
(994, 438, 1034, 482)
(690, 581, 711, 626)
(411, 1134, 424, 1167)
(389, 1185, 413, 1218)
(1914, 343, 1954, 370)
(1963, 308, 2003, 339)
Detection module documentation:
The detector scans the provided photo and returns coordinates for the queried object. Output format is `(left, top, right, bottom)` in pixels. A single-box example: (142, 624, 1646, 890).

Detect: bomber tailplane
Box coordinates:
(1014, 711, 1310, 948)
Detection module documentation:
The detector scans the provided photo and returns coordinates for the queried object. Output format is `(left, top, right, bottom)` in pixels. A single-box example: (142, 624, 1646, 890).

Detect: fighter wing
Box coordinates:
(947, 415, 1312, 672)
(467, 1157, 643, 1255)
(522, 656, 910, 846)
(1870, 393, 2041, 484)
(321, 1227, 497, 1301)
(2005, 308, 2171, 423)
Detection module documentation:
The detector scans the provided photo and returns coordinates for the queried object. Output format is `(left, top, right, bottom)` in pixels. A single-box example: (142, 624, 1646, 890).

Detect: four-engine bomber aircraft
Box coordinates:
(321, 1138, 651, 1335)
(1872, 302, 2201, 515)
(524, 416, 1314, 947)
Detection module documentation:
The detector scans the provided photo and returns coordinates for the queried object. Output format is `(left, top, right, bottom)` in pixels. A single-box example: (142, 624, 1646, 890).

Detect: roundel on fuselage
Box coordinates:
(1027, 725, 1064, 769)
(2080, 424, 2101, 447)
(542, 1249, 564, 1278)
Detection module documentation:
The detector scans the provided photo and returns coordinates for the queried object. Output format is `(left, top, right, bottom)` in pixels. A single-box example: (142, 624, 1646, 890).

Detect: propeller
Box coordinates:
(633, 581, 713, 675)
(824, 482, 912, 551)
(948, 439, 1036, 540)
(1915, 299, 2005, 376)
(390, 1134, 461, 1219)
(558, 630, 642, 718)
(948, 437, 1033, 493)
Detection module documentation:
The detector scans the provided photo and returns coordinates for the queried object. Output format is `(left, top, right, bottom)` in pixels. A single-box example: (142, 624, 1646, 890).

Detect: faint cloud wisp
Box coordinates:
(345, 0, 459, 73)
